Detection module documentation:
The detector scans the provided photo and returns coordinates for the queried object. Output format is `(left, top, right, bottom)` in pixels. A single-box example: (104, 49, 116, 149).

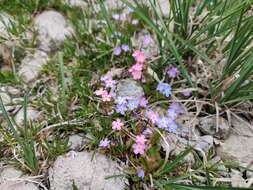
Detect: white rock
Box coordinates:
(0, 12, 13, 38)
(65, 0, 87, 7)
(0, 166, 38, 190)
(116, 79, 144, 100)
(34, 10, 73, 52)
(18, 50, 48, 83)
(49, 151, 125, 190)
(14, 106, 41, 126)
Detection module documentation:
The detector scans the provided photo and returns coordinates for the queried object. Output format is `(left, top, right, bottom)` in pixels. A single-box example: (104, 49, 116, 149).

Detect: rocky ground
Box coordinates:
(0, 0, 253, 190)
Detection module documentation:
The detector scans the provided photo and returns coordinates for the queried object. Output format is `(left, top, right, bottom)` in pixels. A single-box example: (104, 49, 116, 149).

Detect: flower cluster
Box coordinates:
(95, 44, 185, 160)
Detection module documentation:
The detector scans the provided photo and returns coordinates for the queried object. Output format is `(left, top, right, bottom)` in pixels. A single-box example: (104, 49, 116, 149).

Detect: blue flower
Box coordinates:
(167, 120, 177, 133)
(157, 116, 171, 129)
(115, 96, 127, 105)
(157, 82, 172, 97)
(137, 169, 145, 179)
(115, 103, 128, 115)
(127, 98, 139, 111)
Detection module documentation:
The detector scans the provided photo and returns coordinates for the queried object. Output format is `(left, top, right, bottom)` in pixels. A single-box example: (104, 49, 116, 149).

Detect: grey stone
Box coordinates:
(18, 50, 48, 83)
(49, 151, 125, 190)
(161, 133, 195, 164)
(192, 135, 214, 154)
(68, 134, 88, 151)
(34, 10, 73, 52)
(116, 79, 144, 99)
(199, 116, 230, 139)
(231, 115, 253, 137)
(217, 135, 253, 166)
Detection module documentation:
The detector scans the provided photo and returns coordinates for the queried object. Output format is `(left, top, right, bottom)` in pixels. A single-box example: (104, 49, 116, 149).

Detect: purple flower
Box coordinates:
(157, 82, 172, 97)
(143, 34, 153, 46)
(121, 44, 130, 52)
(182, 90, 192, 97)
(113, 46, 122, 56)
(139, 97, 148, 108)
(137, 169, 145, 179)
(167, 66, 180, 78)
(99, 138, 110, 148)
(167, 103, 184, 119)
(143, 128, 153, 136)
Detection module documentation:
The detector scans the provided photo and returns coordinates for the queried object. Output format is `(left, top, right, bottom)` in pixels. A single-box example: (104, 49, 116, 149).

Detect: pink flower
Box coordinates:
(101, 91, 113, 102)
(132, 50, 146, 63)
(112, 119, 124, 131)
(145, 110, 159, 124)
(129, 63, 144, 80)
(95, 88, 106, 96)
(132, 143, 146, 155)
(136, 135, 147, 145)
